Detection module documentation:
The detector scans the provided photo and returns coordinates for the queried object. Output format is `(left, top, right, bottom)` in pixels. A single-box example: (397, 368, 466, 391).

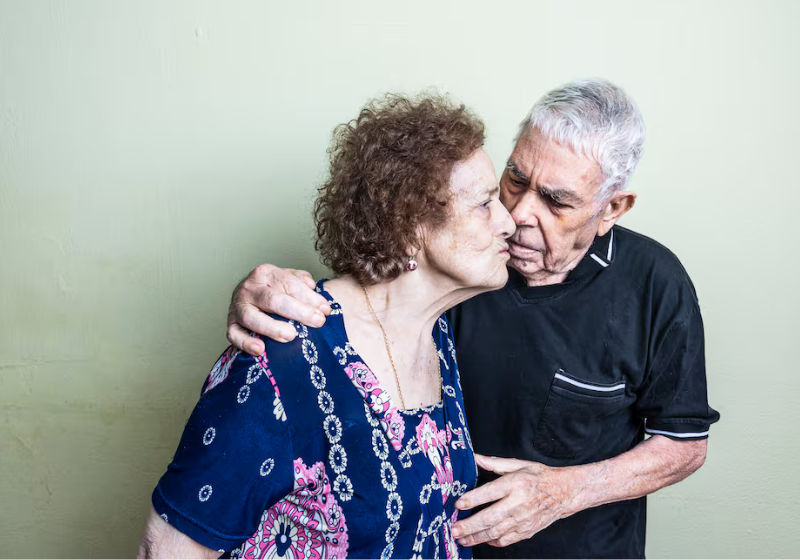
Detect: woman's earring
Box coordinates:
(406, 255, 418, 271)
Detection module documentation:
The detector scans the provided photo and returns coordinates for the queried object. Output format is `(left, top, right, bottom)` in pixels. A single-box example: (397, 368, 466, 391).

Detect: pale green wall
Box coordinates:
(1, 0, 798, 557)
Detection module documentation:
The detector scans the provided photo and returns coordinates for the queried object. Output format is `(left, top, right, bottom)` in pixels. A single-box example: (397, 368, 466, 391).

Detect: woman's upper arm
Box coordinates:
(139, 506, 220, 559)
(149, 345, 297, 551)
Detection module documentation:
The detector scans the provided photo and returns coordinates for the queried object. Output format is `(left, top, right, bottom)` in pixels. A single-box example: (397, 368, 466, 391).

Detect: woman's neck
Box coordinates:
(325, 271, 471, 344)
(323, 271, 477, 409)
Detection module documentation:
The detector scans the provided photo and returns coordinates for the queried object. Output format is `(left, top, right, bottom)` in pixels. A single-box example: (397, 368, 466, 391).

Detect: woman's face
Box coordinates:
(422, 149, 516, 291)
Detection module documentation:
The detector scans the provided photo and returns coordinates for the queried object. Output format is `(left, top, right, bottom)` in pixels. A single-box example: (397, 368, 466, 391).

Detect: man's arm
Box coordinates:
(451, 435, 707, 548)
(226, 264, 331, 355)
(138, 507, 221, 559)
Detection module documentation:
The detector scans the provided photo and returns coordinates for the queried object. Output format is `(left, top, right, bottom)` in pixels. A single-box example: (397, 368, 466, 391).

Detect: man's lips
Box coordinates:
(508, 240, 541, 257)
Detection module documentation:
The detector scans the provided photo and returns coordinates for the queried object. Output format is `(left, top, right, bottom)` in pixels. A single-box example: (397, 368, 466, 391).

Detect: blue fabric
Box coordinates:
(153, 281, 477, 558)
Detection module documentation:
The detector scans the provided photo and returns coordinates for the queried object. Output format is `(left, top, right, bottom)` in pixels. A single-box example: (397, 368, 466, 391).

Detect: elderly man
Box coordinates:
(224, 79, 719, 558)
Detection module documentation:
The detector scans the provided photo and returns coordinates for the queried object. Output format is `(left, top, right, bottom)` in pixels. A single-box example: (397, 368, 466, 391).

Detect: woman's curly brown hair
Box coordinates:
(313, 93, 486, 285)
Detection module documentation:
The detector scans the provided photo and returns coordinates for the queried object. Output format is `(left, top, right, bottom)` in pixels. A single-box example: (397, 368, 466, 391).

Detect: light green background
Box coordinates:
(1, 0, 798, 557)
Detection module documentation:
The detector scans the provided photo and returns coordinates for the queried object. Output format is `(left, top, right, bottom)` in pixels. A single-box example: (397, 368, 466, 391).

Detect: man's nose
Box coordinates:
(510, 192, 540, 228)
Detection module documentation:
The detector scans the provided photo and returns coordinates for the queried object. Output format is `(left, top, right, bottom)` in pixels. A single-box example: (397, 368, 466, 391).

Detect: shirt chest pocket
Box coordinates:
(533, 369, 628, 460)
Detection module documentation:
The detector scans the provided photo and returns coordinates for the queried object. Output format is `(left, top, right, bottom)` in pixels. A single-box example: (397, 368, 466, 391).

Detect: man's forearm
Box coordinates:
(566, 435, 707, 515)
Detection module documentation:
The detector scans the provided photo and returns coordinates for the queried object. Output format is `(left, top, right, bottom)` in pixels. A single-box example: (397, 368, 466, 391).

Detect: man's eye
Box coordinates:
(505, 177, 526, 191)
(539, 191, 567, 209)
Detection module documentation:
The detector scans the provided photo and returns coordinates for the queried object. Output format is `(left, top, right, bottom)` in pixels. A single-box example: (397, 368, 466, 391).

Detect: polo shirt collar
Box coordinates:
(506, 227, 616, 301)
(567, 227, 616, 281)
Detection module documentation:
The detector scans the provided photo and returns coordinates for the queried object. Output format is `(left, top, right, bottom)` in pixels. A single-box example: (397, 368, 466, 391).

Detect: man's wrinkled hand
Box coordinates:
(451, 454, 582, 548)
(227, 264, 331, 355)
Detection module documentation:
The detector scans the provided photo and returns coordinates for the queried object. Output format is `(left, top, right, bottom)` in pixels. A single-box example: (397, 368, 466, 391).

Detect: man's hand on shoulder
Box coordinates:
(452, 454, 582, 548)
(227, 264, 331, 356)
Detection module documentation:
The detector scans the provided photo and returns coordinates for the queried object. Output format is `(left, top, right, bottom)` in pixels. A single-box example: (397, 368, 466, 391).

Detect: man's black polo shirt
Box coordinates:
(448, 225, 720, 559)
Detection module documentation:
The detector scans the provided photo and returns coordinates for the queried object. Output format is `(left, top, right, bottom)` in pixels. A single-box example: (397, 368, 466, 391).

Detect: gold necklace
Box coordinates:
(360, 283, 442, 411)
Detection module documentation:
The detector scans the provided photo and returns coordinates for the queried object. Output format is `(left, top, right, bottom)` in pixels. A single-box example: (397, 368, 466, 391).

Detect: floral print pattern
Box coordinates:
(345, 361, 405, 450)
(152, 282, 476, 559)
(240, 459, 348, 559)
(205, 346, 240, 393)
(416, 414, 454, 505)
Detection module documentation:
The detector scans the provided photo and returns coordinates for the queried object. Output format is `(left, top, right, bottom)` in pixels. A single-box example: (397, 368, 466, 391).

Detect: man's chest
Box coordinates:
(451, 286, 649, 464)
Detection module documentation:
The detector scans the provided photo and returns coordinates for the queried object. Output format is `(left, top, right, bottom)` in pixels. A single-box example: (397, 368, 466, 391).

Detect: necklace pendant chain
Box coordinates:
(360, 283, 442, 411)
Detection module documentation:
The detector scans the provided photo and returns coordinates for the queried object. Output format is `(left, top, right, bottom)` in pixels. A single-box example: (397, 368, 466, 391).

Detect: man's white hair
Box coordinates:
(518, 78, 646, 201)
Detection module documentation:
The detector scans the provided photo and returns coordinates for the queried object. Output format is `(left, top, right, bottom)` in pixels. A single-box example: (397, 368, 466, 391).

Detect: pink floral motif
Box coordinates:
(381, 408, 406, 451)
(240, 459, 349, 559)
(205, 347, 240, 393)
(255, 351, 286, 422)
(344, 362, 388, 412)
(443, 509, 461, 560)
(256, 352, 281, 398)
(344, 361, 405, 451)
(416, 414, 453, 504)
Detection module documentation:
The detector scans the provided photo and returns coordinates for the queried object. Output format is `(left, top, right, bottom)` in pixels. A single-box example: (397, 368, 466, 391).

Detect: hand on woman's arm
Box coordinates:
(451, 436, 707, 547)
(138, 507, 221, 559)
(227, 264, 331, 355)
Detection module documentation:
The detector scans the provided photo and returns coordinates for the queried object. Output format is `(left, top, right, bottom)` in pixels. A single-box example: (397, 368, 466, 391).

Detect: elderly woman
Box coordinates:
(139, 94, 514, 558)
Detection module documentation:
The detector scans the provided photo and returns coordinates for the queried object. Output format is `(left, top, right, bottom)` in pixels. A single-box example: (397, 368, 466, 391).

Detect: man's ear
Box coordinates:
(597, 191, 637, 237)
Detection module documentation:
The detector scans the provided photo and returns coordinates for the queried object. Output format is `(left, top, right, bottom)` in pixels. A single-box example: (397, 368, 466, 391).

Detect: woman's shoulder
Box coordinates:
(200, 317, 338, 418)
(262, 313, 341, 370)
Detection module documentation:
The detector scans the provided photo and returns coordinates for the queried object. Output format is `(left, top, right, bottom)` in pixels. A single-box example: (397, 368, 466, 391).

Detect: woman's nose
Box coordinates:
(496, 205, 517, 239)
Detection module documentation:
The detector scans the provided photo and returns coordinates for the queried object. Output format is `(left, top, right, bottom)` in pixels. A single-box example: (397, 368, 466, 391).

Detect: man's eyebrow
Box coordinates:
(539, 184, 582, 205)
(506, 158, 582, 205)
(505, 159, 529, 182)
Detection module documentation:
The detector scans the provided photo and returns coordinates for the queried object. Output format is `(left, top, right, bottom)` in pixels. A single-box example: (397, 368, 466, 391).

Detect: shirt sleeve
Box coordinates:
(151, 347, 295, 552)
(634, 305, 720, 440)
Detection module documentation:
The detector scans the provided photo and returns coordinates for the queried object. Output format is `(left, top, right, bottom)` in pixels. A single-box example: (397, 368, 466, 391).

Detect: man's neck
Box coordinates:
(517, 245, 593, 287)
(523, 270, 570, 287)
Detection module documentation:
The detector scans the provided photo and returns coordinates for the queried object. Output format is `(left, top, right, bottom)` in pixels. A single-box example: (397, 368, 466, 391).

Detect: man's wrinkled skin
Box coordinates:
(225, 129, 709, 549)
(227, 266, 330, 355)
(451, 440, 706, 547)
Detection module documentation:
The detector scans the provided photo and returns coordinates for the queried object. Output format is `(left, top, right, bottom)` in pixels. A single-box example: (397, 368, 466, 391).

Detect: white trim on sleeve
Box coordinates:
(645, 427, 709, 438)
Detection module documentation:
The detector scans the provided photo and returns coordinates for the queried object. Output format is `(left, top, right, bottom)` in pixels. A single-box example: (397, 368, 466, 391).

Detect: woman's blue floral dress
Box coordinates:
(152, 281, 477, 558)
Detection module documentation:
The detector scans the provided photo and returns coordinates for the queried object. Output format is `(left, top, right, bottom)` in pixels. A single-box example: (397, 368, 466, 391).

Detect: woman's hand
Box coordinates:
(227, 264, 331, 355)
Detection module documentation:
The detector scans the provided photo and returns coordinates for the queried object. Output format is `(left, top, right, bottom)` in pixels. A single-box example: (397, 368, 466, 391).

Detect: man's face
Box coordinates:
(500, 129, 606, 286)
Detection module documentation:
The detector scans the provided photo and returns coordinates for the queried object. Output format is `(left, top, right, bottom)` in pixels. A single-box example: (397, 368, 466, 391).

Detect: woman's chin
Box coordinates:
(471, 263, 509, 292)
(491, 266, 510, 289)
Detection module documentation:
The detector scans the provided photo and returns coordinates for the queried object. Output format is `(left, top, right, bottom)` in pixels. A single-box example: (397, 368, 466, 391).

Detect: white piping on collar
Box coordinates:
(590, 253, 609, 268)
(589, 229, 614, 268)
